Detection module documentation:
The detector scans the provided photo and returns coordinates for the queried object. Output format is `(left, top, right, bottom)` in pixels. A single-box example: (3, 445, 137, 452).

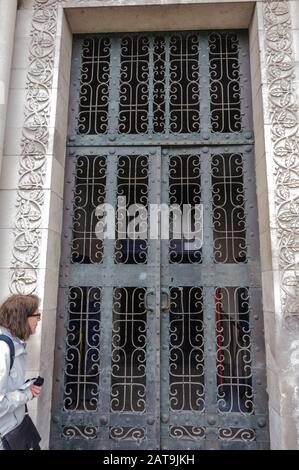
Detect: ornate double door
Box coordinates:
(51, 145, 268, 450)
(50, 31, 269, 450)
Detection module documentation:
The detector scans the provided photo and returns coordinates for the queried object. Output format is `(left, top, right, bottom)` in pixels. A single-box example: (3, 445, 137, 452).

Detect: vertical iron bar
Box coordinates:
(148, 148, 162, 449)
(160, 147, 170, 449)
(108, 38, 121, 138)
(164, 36, 170, 138)
(148, 35, 154, 136)
(201, 146, 218, 449)
(199, 33, 211, 141)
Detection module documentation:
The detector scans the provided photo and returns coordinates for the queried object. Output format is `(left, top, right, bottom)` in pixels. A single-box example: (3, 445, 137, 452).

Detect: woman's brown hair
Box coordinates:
(0, 294, 40, 340)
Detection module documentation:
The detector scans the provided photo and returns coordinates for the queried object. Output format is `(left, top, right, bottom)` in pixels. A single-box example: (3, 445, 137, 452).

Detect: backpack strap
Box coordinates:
(0, 334, 15, 371)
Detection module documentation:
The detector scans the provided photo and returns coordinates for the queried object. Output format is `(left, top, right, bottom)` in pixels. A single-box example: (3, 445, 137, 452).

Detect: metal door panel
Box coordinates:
(68, 32, 253, 148)
(159, 146, 268, 449)
(51, 146, 162, 449)
(51, 30, 269, 450)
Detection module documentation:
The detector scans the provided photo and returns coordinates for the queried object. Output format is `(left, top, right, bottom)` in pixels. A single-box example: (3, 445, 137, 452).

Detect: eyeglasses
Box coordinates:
(28, 313, 41, 319)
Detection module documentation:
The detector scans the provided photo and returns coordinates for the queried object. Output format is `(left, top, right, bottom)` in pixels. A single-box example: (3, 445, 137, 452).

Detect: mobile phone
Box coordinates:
(33, 376, 44, 386)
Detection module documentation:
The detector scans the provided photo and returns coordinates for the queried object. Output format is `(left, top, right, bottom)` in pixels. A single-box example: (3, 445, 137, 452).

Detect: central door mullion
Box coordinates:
(97, 148, 118, 445)
(160, 147, 171, 449)
(147, 148, 162, 449)
(201, 148, 218, 449)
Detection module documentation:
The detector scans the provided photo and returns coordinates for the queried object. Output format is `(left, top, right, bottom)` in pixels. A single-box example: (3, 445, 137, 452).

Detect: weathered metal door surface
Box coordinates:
(50, 31, 269, 450)
(159, 145, 267, 449)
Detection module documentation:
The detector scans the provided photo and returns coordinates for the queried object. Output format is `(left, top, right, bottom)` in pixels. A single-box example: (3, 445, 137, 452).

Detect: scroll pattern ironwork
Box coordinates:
(111, 287, 147, 413)
(71, 155, 107, 264)
(215, 287, 253, 414)
(169, 426, 205, 440)
(209, 32, 241, 133)
(74, 32, 202, 137)
(63, 426, 98, 440)
(64, 286, 101, 411)
(218, 427, 255, 441)
(78, 37, 111, 134)
(115, 155, 149, 264)
(169, 154, 201, 264)
(212, 153, 246, 263)
(119, 36, 150, 134)
(110, 427, 145, 441)
(153, 37, 166, 133)
(169, 34, 200, 133)
(263, 0, 299, 327)
(117, 33, 201, 134)
(169, 287, 205, 411)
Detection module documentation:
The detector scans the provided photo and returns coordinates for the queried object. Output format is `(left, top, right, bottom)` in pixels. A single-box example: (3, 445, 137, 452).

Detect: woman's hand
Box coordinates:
(29, 384, 42, 398)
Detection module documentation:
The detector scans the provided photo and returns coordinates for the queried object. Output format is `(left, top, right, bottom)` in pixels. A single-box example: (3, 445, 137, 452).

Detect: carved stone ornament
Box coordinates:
(263, 0, 299, 328)
(10, 0, 63, 294)
(10, 0, 299, 329)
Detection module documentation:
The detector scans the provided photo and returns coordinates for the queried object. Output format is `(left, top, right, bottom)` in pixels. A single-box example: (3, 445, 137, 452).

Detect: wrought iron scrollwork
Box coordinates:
(169, 426, 205, 440)
(119, 36, 150, 134)
(219, 427, 255, 442)
(169, 34, 200, 133)
(212, 153, 246, 263)
(209, 32, 241, 133)
(118, 33, 201, 135)
(71, 155, 107, 264)
(111, 287, 147, 413)
(153, 36, 166, 133)
(115, 155, 149, 264)
(70, 31, 252, 144)
(169, 287, 205, 411)
(169, 154, 201, 264)
(63, 426, 98, 440)
(78, 37, 111, 134)
(215, 287, 253, 414)
(110, 427, 145, 441)
(64, 286, 101, 411)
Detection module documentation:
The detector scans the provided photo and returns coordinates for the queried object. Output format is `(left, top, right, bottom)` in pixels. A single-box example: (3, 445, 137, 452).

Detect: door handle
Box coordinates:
(144, 289, 154, 312)
(161, 288, 170, 312)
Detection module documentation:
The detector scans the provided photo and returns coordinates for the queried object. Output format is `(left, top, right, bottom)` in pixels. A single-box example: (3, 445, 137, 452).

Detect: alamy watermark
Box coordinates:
(94, 197, 204, 250)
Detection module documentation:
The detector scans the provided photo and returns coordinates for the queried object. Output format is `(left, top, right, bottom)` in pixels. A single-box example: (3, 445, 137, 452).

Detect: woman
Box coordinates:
(0, 294, 42, 450)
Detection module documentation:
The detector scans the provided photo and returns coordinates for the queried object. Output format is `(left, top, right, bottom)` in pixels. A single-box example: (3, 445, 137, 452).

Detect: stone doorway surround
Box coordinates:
(0, 0, 298, 449)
